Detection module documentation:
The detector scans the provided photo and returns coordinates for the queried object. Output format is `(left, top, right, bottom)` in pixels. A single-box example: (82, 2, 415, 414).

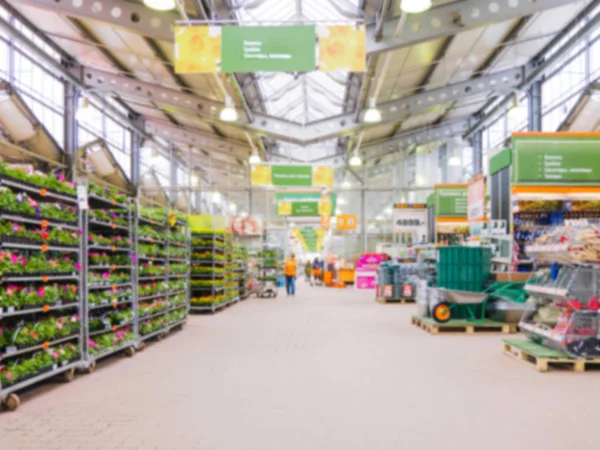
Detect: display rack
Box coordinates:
(255, 246, 282, 298)
(0, 166, 83, 411)
(83, 183, 136, 371)
(224, 233, 239, 306)
(234, 244, 249, 300)
(137, 209, 188, 343)
(520, 221, 600, 358)
(190, 230, 232, 313)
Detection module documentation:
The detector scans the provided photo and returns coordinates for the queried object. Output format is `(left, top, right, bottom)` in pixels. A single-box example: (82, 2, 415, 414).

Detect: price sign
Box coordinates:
(77, 185, 88, 211)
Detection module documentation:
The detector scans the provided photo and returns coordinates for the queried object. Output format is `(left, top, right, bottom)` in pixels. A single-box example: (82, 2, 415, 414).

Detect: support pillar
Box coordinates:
(64, 82, 79, 181)
(471, 129, 483, 175)
(361, 188, 366, 252)
(528, 81, 542, 132)
(438, 143, 448, 184)
(129, 115, 144, 195)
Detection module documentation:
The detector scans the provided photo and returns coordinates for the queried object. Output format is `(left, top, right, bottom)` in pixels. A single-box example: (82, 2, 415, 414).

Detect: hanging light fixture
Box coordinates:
(212, 191, 221, 203)
(448, 151, 461, 167)
(248, 149, 261, 165)
(508, 92, 527, 122)
(76, 96, 92, 122)
(229, 202, 237, 213)
(342, 180, 352, 188)
(191, 174, 199, 187)
(220, 96, 239, 122)
(401, 0, 432, 14)
(143, 0, 176, 11)
(363, 97, 382, 123)
(349, 148, 362, 167)
(150, 149, 161, 168)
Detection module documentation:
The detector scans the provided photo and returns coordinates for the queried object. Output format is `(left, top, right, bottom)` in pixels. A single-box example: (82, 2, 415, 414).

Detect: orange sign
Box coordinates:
(321, 213, 331, 230)
(336, 214, 357, 230)
(317, 25, 366, 72)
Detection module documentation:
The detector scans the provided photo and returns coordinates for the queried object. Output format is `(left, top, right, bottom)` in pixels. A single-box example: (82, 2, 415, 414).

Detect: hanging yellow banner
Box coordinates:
(174, 26, 222, 74)
(313, 166, 334, 187)
(317, 25, 367, 72)
(277, 201, 292, 216)
(318, 194, 332, 215)
(250, 165, 272, 186)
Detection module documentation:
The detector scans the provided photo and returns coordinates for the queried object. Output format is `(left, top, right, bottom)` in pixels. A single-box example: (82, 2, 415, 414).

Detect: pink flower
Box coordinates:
(52, 352, 59, 359)
(20, 256, 26, 266)
(56, 322, 63, 330)
(116, 331, 124, 340)
(6, 288, 13, 296)
(50, 260, 57, 269)
(72, 314, 79, 321)
(102, 272, 110, 279)
(5, 372, 12, 379)
(112, 338, 118, 345)
(64, 256, 71, 262)
(74, 262, 82, 271)
(37, 287, 45, 297)
(10, 254, 18, 264)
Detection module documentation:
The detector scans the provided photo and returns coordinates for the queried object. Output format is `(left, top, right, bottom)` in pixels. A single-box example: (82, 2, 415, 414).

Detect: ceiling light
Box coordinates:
(191, 174, 199, 187)
(337, 198, 347, 205)
(363, 97, 382, 123)
(143, 0, 176, 11)
(342, 181, 351, 188)
(249, 150, 261, 165)
(335, 208, 342, 215)
(150, 149, 160, 168)
(229, 202, 237, 213)
(384, 207, 392, 215)
(76, 96, 92, 122)
(349, 148, 362, 167)
(448, 152, 461, 167)
(508, 92, 527, 122)
(401, 0, 432, 14)
(290, 222, 296, 228)
(212, 191, 221, 203)
(220, 96, 238, 122)
(376, 215, 384, 221)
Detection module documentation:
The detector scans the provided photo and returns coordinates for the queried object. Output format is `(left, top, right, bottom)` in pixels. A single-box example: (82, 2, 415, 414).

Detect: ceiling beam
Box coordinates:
(364, 0, 583, 56)
(145, 121, 250, 161)
(83, 64, 521, 145)
(15, 0, 574, 143)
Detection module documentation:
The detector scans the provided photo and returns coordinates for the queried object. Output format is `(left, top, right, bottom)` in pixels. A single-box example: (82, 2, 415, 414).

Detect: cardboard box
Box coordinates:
(493, 272, 533, 283)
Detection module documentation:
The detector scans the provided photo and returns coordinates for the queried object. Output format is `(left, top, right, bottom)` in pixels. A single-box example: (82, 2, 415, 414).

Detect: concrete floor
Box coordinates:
(1, 280, 599, 450)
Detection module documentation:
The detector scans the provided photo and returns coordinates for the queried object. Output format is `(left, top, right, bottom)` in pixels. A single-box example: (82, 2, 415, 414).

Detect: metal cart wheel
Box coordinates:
(124, 346, 135, 357)
(86, 361, 97, 374)
(138, 342, 146, 352)
(63, 368, 76, 382)
(2, 393, 20, 412)
(432, 301, 452, 323)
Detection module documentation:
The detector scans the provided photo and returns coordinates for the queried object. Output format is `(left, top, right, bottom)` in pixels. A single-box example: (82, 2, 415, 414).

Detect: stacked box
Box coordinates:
(437, 247, 491, 292)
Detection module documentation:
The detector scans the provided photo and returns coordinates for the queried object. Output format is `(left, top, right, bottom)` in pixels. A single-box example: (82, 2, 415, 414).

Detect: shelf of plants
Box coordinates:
(234, 244, 249, 300)
(190, 230, 234, 313)
(83, 183, 136, 368)
(255, 247, 283, 298)
(137, 209, 188, 342)
(0, 165, 83, 411)
(224, 233, 239, 306)
(519, 220, 600, 359)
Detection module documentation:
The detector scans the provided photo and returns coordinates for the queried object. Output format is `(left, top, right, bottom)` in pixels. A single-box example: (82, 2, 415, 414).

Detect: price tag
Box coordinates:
(112, 284, 117, 291)
(112, 223, 117, 230)
(41, 220, 49, 229)
(41, 244, 49, 253)
(42, 276, 49, 282)
(112, 300, 118, 308)
(43, 304, 50, 313)
(111, 246, 116, 252)
(40, 188, 47, 197)
(112, 325, 117, 331)
(111, 264, 116, 271)
(42, 341, 50, 350)
(76, 185, 88, 211)
(112, 199, 116, 205)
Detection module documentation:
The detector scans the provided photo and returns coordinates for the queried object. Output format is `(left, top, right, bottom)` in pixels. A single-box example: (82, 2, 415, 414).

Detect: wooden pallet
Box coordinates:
(411, 315, 517, 335)
(503, 339, 600, 372)
(376, 297, 415, 304)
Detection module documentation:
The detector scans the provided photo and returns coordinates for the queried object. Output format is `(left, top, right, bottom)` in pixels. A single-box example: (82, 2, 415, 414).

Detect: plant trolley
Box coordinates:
(0, 167, 84, 411)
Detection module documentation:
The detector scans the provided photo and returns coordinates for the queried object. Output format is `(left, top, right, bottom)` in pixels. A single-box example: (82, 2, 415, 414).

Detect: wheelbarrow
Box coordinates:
(432, 282, 528, 323)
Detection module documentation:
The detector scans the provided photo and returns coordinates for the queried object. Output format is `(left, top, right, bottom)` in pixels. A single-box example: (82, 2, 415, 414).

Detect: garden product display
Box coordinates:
(0, 166, 83, 409)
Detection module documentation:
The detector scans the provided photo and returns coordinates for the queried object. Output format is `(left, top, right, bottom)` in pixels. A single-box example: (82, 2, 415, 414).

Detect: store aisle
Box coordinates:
(2, 282, 599, 450)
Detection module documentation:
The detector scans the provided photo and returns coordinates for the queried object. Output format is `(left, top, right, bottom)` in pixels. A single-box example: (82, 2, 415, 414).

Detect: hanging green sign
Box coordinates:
(271, 165, 313, 187)
(434, 186, 467, 217)
(275, 192, 337, 217)
(512, 134, 600, 184)
(221, 26, 316, 72)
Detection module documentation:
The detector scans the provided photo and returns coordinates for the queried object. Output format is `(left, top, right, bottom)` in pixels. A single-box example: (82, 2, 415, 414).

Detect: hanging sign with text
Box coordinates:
(512, 133, 600, 184)
(252, 165, 333, 187)
(434, 185, 468, 218)
(175, 25, 366, 73)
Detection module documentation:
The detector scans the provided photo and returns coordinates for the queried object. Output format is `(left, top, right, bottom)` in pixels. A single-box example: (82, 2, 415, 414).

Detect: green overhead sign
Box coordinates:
(512, 135, 600, 184)
(271, 165, 313, 187)
(275, 192, 337, 217)
(489, 148, 512, 175)
(434, 186, 467, 217)
(221, 25, 316, 72)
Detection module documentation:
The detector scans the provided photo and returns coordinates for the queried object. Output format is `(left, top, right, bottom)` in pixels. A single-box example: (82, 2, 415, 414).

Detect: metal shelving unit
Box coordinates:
(81, 183, 136, 371)
(190, 231, 234, 313)
(137, 210, 188, 342)
(0, 172, 84, 411)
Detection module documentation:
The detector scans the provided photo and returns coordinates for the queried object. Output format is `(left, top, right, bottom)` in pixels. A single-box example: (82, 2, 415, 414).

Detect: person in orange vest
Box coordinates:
(284, 253, 297, 296)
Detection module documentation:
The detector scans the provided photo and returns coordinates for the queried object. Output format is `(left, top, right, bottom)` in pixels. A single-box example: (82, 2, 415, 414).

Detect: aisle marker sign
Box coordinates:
(434, 185, 468, 217)
(512, 134, 600, 183)
(175, 25, 366, 73)
(252, 165, 333, 187)
(467, 174, 485, 222)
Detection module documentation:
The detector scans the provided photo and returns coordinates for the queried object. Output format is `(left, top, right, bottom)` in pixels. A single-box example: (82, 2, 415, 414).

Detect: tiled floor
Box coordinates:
(1, 281, 599, 449)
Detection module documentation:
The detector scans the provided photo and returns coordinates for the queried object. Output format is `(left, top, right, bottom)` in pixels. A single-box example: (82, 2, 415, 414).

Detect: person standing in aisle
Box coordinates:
(284, 253, 297, 296)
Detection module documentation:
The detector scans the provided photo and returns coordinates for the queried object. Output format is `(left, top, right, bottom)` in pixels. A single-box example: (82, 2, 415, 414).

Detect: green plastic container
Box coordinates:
(437, 247, 491, 292)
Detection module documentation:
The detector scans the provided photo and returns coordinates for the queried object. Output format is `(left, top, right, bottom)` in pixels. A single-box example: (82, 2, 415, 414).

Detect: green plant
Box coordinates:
(0, 165, 76, 195)
(88, 184, 127, 204)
